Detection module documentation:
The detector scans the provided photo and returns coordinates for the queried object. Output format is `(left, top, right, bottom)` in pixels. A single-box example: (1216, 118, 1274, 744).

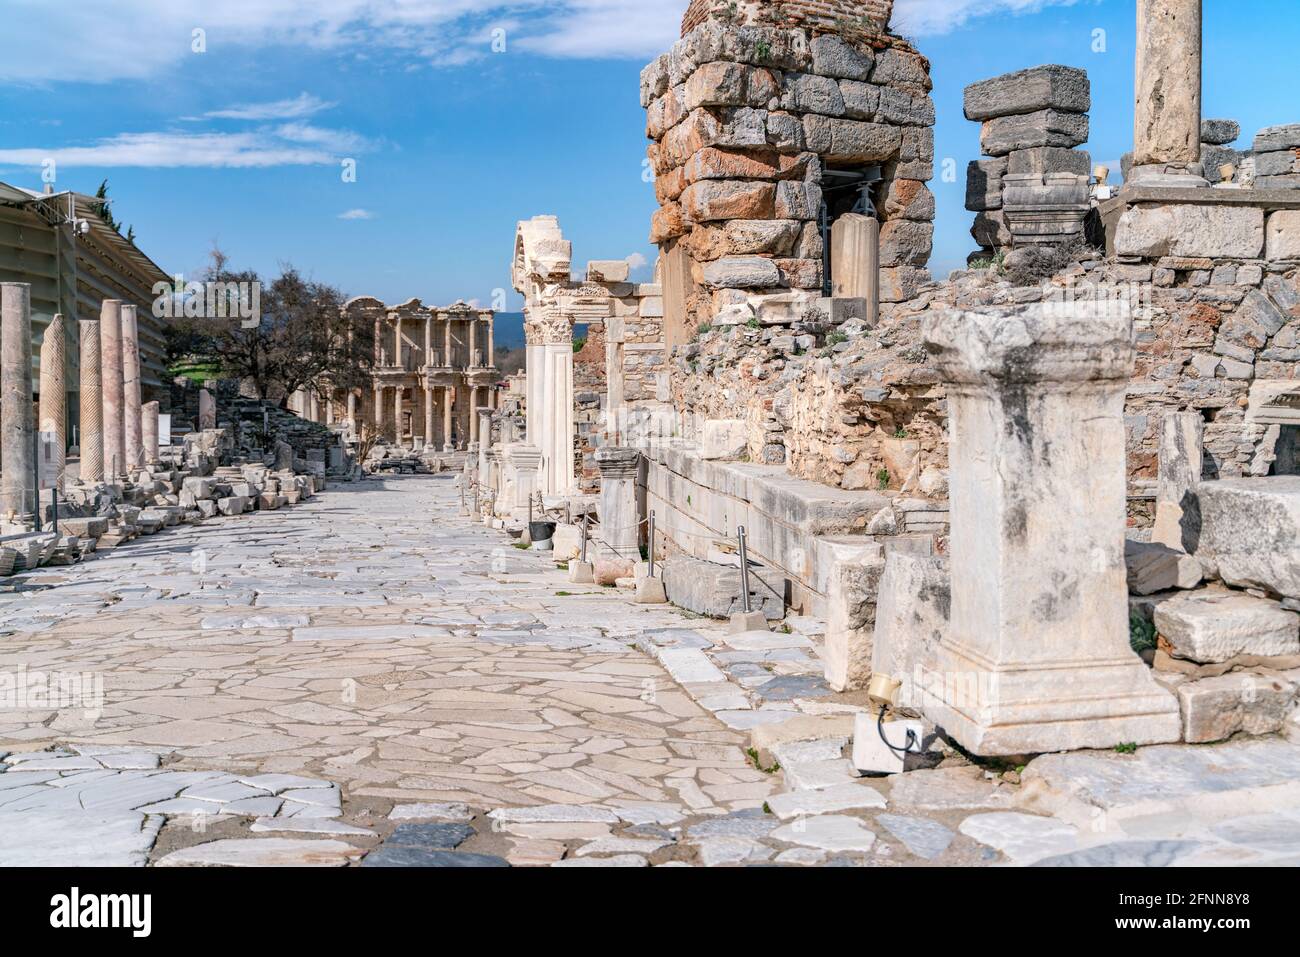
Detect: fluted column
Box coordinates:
(99, 299, 125, 481)
(121, 304, 143, 472)
(1, 283, 35, 519)
(78, 319, 104, 483)
(38, 312, 68, 491)
(443, 385, 454, 450)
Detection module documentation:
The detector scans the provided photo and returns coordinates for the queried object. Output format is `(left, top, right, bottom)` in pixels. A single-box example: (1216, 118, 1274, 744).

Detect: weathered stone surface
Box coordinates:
(1125, 540, 1203, 595)
(0, 811, 160, 866)
(802, 115, 902, 162)
(1152, 411, 1203, 553)
(1154, 591, 1300, 663)
(681, 180, 775, 223)
(878, 220, 932, 267)
(1255, 124, 1300, 152)
(701, 256, 783, 289)
(1267, 210, 1300, 261)
(872, 553, 948, 708)
(782, 71, 844, 115)
(661, 553, 783, 620)
(959, 812, 1078, 864)
(770, 814, 875, 852)
(157, 838, 364, 867)
(964, 65, 1090, 121)
(965, 158, 1006, 211)
(700, 418, 747, 460)
(823, 552, 885, 692)
(980, 109, 1088, 156)
(1177, 672, 1299, 743)
(1006, 146, 1091, 176)
(1255, 151, 1300, 177)
(1115, 204, 1265, 259)
(809, 34, 873, 81)
(875, 813, 956, 860)
(921, 303, 1181, 755)
(970, 210, 1010, 248)
(1198, 477, 1300, 598)
(763, 781, 885, 821)
(888, 767, 1016, 811)
(1201, 118, 1240, 145)
(1134, 0, 1202, 168)
(683, 61, 778, 110)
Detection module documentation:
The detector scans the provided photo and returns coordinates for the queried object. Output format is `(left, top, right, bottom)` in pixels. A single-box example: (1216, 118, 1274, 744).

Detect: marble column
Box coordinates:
(393, 386, 404, 447)
(469, 388, 481, 443)
(121, 304, 143, 472)
(605, 318, 626, 444)
(38, 312, 68, 491)
(830, 213, 880, 323)
(486, 316, 495, 368)
(443, 385, 454, 451)
(373, 384, 384, 437)
(505, 444, 542, 521)
(1, 283, 35, 519)
(1132, 0, 1205, 185)
(424, 386, 435, 448)
(347, 390, 357, 433)
(543, 340, 576, 495)
(99, 299, 126, 481)
(1152, 412, 1204, 552)
(595, 447, 642, 560)
(141, 401, 160, 465)
(477, 408, 492, 477)
(919, 302, 1180, 755)
(78, 319, 104, 483)
(423, 314, 433, 367)
(374, 315, 384, 366)
(198, 388, 216, 430)
(393, 312, 403, 370)
(444, 317, 453, 368)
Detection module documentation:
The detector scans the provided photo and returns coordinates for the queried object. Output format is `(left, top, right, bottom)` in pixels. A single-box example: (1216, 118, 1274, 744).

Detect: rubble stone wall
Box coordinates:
(642, 0, 935, 354)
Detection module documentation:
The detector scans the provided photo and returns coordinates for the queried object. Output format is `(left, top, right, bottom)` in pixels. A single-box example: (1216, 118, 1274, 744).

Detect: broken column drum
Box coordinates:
(919, 301, 1181, 755)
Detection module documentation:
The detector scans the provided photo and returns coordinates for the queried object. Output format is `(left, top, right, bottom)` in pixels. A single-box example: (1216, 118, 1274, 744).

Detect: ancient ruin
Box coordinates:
(2, 0, 1299, 877)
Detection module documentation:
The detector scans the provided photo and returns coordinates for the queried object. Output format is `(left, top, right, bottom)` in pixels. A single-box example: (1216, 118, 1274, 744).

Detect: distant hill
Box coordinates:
(494, 312, 525, 350)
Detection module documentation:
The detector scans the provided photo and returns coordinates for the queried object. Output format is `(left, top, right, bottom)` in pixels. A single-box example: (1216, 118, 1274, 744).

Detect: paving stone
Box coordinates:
(686, 808, 778, 840)
(0, 811, 161, 866)
(1030, 840, 1207, 867)
(773, 847, 827, 865)
(770, 814, 876, 852)
(692, 837, 774, 866)
(250, 817, 375, 837)
(157, 838, 365, 867)
(875, 814, 956, 860)
(387, 822, 475, 848)
(753, 674, 831, 701)
(361, 845, 509, 867)
(887, 767, 1016, 811)
(958, 812, 1079, 864)
(488, 804, 621, 824)
(574, 836, 672, 856)
(389, 802, 475, 822)
(765, 781, 887, 820)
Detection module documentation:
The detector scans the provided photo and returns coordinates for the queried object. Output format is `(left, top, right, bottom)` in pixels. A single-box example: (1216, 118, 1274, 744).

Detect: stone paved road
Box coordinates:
(0, 475, 778, 813)
(4, 474, 1299, 867)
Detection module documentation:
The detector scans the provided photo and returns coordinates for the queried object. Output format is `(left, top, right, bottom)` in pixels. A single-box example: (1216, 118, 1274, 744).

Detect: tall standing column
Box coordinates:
(919, 303, 1180, 755)
(595, 447, 642, 560)
(423, 385, 435, 448)
(444, 317, 453, 369)
(121, 304, 143, 471)
(347, 390, 357, 433)
(373, 384, 384, 436)
(141, 401, 160, 465)
(394, 312, 403, 370)
(374, 315, 384, 366)
(469, 388, 481, 443)
(443, 385, 454, 450)
(198, 388, 216, 430)
(605, 317, 626, 444)
(393, 386, 404, 446)
(99, 299, 126, 481)
(38, 312, 68, 491)
(78, 319, 104, 483)
(543, 338, 576, 495)
(1132, 0, 1205, 185)
(486, 316, 495, 368)
(423, 314, 433, 367)
(477, 408, 492, 474)
(1, 283, 35, 519)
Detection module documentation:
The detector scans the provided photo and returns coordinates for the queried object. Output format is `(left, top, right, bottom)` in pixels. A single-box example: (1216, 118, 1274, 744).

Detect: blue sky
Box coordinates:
(0, 0, 1294, 306)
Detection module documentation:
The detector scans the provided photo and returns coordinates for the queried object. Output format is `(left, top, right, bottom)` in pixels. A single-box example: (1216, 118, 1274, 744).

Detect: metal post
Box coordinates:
(737, 525, 751, 614)
(580, 513, 589, 563)
(648, 510, 656, 578)
(31, 427, 41, 532)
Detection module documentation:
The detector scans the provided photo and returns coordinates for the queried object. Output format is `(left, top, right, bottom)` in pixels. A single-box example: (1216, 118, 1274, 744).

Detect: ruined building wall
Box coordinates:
(642, 0, 935, 361)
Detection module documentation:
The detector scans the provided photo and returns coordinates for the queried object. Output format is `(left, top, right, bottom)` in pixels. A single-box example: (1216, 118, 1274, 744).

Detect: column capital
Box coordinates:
(922, 302, 1134, 387)
(595, 446, 642, 478)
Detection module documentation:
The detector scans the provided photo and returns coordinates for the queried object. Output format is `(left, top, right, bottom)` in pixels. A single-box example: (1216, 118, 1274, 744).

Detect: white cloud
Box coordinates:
(204, 93, 336, 121)
(0, 126, 372, 169)
(892, 0, 1083, 37)
(338, 208, 376, 219)
(625, 252, 648, 269)
(0, 0, 690, 83)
